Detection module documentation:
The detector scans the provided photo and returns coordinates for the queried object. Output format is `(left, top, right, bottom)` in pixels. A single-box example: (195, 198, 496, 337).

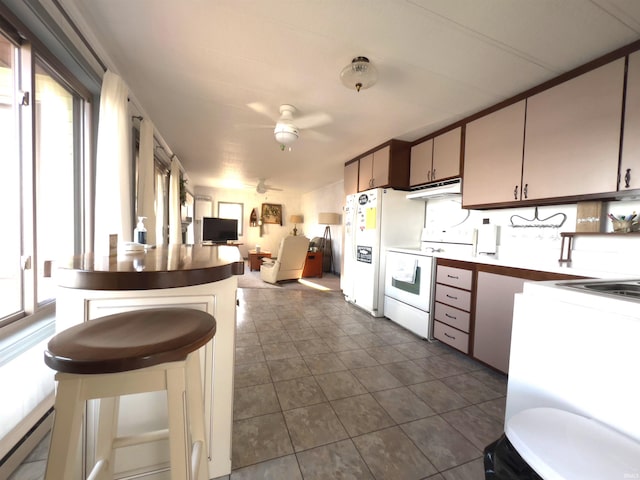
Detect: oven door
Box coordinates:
(384, 251, 433, 311)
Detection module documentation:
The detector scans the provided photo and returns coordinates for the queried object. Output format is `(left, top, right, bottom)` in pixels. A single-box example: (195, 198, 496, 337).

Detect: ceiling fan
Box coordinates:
(246, 102, 332, 149)
(256, 178, 282, 194)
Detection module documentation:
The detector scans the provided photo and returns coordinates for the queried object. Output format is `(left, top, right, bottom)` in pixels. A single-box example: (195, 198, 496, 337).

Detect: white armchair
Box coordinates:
(260, 235, 310, 284)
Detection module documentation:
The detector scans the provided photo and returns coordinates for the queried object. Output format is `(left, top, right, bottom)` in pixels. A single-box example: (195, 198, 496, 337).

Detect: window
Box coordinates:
(218, 202, 244, 236)
(0, 27, 89, 332)
(0, 33, 21, 322)
(34, 59, 81, 303)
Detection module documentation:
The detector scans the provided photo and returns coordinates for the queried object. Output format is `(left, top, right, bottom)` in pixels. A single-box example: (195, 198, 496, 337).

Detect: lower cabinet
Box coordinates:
(435, 259, 584, 374)
(433, 263, 473, 353)
(473, 272, 526, 373)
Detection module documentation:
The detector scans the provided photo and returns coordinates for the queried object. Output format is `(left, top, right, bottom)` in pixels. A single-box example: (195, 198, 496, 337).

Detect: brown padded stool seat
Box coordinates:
(44, 308, 216, 374)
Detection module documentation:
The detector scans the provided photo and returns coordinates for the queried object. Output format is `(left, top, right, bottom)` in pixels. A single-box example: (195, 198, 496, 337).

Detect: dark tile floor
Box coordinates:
(228, 288, 506, 480)
(9, 287, 507, 480)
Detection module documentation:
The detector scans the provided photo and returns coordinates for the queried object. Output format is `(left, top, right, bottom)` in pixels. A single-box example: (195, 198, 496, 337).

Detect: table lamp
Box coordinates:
(290, 214, 303, 235)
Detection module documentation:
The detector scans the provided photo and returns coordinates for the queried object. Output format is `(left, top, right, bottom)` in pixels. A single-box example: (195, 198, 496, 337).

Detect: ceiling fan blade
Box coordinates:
(234, 122, 273, 129)
(295, 112, 332, 130)
(247, 102, 278, 121)
(305, 130, 332, 142)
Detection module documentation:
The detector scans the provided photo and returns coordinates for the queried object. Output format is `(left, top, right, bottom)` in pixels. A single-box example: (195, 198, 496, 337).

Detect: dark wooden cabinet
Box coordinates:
(302, 251, 323, 278)
(249, 250, 271, 271)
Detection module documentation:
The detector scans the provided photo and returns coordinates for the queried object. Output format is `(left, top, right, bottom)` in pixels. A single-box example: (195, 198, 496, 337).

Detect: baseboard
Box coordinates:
(0, 407, 53, 478)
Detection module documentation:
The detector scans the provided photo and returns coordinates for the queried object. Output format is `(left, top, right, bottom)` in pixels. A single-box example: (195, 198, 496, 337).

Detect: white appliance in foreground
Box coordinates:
(383, 250, 434, 338)
(341, 188, 425, 317)
(507, 279, 640, 443)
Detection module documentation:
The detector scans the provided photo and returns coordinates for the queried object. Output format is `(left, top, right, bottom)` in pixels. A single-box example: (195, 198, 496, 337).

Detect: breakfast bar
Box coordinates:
(54, 244, 244, 479)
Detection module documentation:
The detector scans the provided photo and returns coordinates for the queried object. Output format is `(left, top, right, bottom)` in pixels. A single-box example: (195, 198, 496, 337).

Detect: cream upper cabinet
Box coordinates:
(410, 139, 433, 186)
(359, 150, 391, 191)
(371, 145, 391, 188)
(463, 101, 526, 207)
(344, 160, 359, 196)
(358, 153, 374, 191)
(522, 58, 624, 200)
(621, 50, 640, 191)
(355, 141, 410, 191)
(410, 128, 461, 187)
(432, 127, 462, 182)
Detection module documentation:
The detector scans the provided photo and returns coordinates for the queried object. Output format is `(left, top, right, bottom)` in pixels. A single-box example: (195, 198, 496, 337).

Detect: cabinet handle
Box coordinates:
(523, 183, 528, 199)
(446, 294, 458, 300)
(445, 313, 457, 320)
(427, 170, 431, 182)
(625, 168, 631, 188)
(432, 168, 436, 180)
(447, 274, 459, 279)
(369, 178, 373, 188)
(513, 185, 518, 200)
(444, 332, 456, 340)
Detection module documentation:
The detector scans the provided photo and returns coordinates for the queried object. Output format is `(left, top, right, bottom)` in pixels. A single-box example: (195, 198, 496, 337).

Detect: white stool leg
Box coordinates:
(45, 374, 84, 480)
(93, 396, 119, 480)
(166, 364, 190, 479)
(186, 352, 209, 480)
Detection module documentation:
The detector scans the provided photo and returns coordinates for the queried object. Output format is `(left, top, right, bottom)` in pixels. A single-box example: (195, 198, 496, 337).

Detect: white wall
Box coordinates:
(302, 180, 344, 274)
(194, 181, 346, 272)
(193, 186, 305, 258)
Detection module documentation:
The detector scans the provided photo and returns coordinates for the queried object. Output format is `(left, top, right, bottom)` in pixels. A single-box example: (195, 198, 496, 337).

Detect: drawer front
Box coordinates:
(434, 321, 469, 354)
(434, 302, 470, 332)
(436, 265, 472, 290)
(435, 284, 471, 311)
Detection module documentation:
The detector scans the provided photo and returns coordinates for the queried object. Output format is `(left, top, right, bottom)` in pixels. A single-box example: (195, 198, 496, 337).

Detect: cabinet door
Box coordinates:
(463, 101, 526, 206)
(523, 58, 624, 200)
(344, 161, 359, 196)
(432, 127, 461, 181)
(372, 145, 390, 188)
(358, 153, 373, 191)
(621, 50, 640, 191)
(473, 272, 525, 373)
(410, 139, 433, 186)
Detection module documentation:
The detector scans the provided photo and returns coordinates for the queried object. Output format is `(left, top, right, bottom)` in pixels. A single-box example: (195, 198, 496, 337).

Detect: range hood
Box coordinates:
(406, 178, 462, 200)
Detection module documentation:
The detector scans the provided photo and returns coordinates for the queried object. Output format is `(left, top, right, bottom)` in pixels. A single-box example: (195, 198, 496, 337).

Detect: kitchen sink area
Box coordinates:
(556, 279, 640, 301)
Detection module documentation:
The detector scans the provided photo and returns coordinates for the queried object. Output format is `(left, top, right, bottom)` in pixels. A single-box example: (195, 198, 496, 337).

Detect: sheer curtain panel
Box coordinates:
(94, 71, 131, 254)
(138, 118, 156, 245)
(168, 157, 182, 244)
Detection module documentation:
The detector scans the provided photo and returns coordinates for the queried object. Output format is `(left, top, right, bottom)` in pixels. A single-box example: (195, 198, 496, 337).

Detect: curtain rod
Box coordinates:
(51, 0, 107, 72)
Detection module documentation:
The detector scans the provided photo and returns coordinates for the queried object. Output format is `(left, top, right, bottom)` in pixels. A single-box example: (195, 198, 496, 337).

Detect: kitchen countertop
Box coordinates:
(55, 244, 245, 290)
(386, 245, 635, 280)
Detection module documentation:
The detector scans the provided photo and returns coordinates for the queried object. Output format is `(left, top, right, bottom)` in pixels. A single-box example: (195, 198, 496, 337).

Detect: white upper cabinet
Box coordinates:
(410, 127, 461, 187)
(621, 50, 640, 191)
(522, 58, 624, 200)
(463, 101, 526, 206)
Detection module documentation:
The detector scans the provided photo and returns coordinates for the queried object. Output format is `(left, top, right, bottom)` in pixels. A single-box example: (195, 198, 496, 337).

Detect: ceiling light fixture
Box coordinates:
(340, 56, 377, 92)
(274, 105, 299, 150)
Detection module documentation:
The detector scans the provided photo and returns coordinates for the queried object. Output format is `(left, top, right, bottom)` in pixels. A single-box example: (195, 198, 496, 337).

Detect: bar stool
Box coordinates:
(43, 308, 216, 480)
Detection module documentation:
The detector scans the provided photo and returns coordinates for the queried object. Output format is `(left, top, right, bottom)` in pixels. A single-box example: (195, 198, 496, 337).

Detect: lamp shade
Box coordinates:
(318, 212, 340, 225)
(289, 214, 303, 224)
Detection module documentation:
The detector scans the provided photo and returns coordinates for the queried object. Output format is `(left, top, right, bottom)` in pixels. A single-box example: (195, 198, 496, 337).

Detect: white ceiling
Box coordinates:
(62, 0, 640, 195)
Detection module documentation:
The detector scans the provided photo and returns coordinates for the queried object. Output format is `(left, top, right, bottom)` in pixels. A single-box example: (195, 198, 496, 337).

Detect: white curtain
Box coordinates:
(155, 169, 166, 245)
(137, 118, 156, 245)
(94, 70, 131, 253)
(168, 157, 182, 244)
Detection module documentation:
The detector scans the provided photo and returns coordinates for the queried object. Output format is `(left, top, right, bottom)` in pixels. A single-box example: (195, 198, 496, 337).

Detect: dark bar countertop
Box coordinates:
(55, 244, 245, 291)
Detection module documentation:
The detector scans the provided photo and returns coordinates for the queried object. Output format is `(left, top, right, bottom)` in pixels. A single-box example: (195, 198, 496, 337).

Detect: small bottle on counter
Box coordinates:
(134, 216, 147, 244)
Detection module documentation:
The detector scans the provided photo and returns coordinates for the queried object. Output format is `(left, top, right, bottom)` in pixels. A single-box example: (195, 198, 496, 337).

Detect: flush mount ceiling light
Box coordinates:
(340, 56, 377, 92)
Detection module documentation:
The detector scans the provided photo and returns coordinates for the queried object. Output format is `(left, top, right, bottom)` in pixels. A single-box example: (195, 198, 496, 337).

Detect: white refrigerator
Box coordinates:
(341, 188, 425, 317)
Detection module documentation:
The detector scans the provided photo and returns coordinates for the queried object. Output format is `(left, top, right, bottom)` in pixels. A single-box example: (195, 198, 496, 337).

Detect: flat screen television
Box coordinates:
(202, 217, 238, 243)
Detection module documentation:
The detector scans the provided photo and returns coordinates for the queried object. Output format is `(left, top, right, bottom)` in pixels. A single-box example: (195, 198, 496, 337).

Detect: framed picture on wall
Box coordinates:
(261, 203, 282, 225)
